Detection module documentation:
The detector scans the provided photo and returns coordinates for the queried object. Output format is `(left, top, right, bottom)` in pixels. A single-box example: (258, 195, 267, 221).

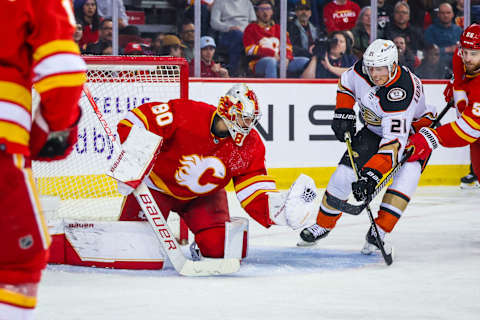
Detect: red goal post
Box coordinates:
(33, 56, 190, 244)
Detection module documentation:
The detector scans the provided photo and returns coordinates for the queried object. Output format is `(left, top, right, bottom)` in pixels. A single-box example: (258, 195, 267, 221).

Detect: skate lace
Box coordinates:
(308, 224, 328, 237)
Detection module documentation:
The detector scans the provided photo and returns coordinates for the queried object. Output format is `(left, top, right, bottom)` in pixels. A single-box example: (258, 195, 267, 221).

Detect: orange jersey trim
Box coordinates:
(148, 172, 197, 201)
(0, 121, 30, 147)
(240, 188, 276, 208)
(450, 122, 477, 143)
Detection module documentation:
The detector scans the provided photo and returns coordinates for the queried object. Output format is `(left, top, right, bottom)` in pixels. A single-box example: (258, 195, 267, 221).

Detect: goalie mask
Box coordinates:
(362, 39, 398, 86)
(217, 84, 261, 146)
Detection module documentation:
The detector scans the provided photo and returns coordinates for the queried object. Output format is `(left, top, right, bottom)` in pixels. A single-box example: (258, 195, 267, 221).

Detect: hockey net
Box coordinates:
(32, 56, 189, 243)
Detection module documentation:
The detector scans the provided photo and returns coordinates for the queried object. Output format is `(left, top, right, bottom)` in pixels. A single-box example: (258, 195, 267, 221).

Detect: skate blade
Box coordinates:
(296, 238, 318, 247)
(361, 242, 393, 256)
(460, 181, 480, 190)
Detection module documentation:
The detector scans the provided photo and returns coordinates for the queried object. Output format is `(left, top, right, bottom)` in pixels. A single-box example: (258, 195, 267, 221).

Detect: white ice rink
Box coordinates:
(36, 187, 480, 320)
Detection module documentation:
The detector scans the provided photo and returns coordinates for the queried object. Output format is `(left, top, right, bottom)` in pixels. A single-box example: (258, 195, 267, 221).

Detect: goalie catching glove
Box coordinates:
(269, 174, 318, 230)
(30, 108, 81, 161)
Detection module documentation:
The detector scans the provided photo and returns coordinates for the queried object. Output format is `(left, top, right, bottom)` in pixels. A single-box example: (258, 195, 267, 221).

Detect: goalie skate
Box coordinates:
(361, 225, 393, 256)
(297, 224, 330, 247)
(460, 171, 479, 189)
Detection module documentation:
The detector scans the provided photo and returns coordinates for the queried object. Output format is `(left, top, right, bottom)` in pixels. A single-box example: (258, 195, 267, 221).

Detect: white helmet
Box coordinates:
(362, 39, 398, 85)
(217, 84, 261, 146)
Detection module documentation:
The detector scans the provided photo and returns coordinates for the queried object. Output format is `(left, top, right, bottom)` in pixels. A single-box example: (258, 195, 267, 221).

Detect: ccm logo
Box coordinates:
(139, 193, 177, 250)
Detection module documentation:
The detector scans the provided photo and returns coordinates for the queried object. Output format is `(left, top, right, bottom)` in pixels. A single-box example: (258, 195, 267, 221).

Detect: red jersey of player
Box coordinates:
(323, 0, 361, 33)
(407, 24, 480, 178)
(0, 0, 85, 318)
(116, 84, 319, 260)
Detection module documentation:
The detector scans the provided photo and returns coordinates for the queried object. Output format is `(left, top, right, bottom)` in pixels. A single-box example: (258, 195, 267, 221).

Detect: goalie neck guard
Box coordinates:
(362, 39, 398, 86)
(217, 84, 261, 146)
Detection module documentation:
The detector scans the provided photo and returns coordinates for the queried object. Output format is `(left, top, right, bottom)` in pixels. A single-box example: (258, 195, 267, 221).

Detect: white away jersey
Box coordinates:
(337, 60, 435, 164)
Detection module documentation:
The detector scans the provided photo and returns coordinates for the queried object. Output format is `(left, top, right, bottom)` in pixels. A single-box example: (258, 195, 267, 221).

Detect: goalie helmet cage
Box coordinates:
(32, 56, 189, 244)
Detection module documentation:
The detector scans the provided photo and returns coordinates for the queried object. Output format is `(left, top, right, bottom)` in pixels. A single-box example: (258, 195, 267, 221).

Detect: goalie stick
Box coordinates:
(327, 101, 453, 216)
(345, 132, 393, 266)
(82, 86, 240, 276)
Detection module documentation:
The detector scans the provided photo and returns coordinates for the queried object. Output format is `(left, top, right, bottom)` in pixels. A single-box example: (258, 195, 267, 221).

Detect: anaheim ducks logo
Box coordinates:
(175, 155, 226, 194)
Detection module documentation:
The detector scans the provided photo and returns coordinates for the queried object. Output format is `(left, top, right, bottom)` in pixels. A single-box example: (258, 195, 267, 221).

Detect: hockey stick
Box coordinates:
(327, 101, 453, 215)
(82, 86, 240, 276)
(345, 132, 393, 266)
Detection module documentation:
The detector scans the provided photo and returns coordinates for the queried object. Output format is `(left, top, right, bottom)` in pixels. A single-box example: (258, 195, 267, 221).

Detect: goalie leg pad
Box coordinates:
(194, 227, 226, 258)
(224, 217, 249, 259)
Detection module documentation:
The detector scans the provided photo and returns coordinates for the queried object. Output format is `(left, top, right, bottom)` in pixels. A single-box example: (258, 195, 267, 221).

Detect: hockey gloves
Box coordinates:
(332, 108, 356, 142)
(352, 167, 382, 202)
(443, 77, 454, 103)
(406, 127, 439, 162)
(30, 109, 80, 161)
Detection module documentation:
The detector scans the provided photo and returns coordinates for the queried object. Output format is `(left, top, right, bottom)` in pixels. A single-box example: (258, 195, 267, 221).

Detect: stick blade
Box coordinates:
(179, 258, 240, 276)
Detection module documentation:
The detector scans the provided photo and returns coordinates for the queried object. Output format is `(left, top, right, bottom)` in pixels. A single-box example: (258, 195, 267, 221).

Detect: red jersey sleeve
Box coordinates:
(232, 133, 278, 228)
(243, 23, 277, 58)
(435, 99, 480, 147)
(31, 0, 86, 130)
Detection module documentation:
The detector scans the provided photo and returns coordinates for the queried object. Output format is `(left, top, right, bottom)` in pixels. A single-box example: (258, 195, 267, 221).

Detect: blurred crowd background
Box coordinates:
(74, 0, 479, 79)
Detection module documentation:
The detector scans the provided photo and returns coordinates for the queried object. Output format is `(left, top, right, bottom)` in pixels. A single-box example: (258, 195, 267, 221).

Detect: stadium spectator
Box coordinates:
(189, 36, 229, 78)
(183, 0, 214, 36)
(377, 0, 394, 32)
(160, 34, 186, 58)
(123, 42, 144, 55)
(180, 21, 195, 62)
(454, 0, 464, 28)
(393, 35, 417, 71)
(85, 19, 113, 55)
(75, 0, 101, 51)
(287, 0, 320, 59)
(383, 1, 425, 54)
(243, 0, 310, 78)
(415, 43, 452, 79)
(96, 0, 128, 28)
(74, 23, 84, 52)
(351, 6, 371, 58)
(424, 2, 462, 68)
(301, 30, 357, 78)
(119, 25, 144, 52)
(210, 0, 256, 77)
(322, 0, 360, 33)
(144, 33, 165, 56)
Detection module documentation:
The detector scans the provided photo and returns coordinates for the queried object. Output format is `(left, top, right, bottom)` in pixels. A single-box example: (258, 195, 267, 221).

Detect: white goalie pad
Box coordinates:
(107, 125, 163, 187)
(224, 217, 249, 259)
(283, 174, 319, 230)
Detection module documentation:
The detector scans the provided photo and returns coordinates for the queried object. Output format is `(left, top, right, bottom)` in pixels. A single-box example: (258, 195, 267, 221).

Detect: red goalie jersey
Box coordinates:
(117, 99, 277, 227)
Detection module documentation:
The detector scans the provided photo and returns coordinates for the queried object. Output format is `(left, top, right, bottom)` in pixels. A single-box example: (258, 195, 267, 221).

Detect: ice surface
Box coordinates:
(36, 187, 480, 320)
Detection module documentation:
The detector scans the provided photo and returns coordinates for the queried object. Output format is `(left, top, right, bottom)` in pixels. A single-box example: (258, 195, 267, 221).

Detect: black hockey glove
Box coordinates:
(331, 108, 356, 142)
(351, 167, 383, 202)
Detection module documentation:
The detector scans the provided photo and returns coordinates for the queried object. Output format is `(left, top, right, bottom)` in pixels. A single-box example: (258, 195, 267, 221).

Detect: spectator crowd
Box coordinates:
(73, 0, 473, 79)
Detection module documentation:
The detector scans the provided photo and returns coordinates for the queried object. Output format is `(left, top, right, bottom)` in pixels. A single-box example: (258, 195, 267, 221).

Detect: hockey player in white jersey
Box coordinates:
(299, 39, 436, 254)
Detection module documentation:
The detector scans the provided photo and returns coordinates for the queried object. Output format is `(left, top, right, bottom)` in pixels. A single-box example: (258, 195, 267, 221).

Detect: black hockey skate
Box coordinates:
(297, 224, 330, 247)
(361, 225, 393, 256)
(460, 168, 479, 189)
